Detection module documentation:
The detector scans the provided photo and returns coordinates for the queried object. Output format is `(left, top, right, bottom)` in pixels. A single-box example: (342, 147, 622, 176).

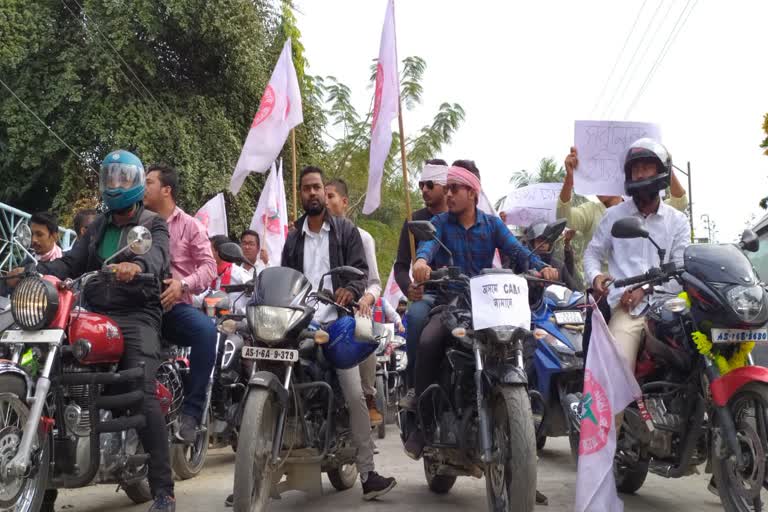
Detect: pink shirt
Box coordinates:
(167, 207, 217, 305)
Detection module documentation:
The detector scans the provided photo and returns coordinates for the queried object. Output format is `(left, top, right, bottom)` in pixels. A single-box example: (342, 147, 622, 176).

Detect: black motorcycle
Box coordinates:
(217, 244, 373, 512)
(583, 217, 768, 512)
(398, 221, 538, 512)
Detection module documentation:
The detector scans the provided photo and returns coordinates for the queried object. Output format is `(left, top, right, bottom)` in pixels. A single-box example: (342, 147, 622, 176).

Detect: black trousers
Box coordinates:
(112, 313, 174, 498)
(414, 314, 452, 396)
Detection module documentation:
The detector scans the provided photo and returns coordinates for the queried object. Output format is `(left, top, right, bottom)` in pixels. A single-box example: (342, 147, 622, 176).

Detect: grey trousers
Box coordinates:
(359, 353, 377, 397)
(337, 365, 375, 475)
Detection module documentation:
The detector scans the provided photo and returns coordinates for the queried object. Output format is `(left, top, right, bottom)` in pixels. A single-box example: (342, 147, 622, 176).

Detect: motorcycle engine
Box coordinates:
(62, 364, 100, 436)
(644, 392, 687, 459)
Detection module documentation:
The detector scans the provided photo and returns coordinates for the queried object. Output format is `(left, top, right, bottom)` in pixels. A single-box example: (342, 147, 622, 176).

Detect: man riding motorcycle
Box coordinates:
(583, 138, 690, 425)
(404, 164, 560, 458)
(27, 150, 176, 511)
(522, 221, 581, 291)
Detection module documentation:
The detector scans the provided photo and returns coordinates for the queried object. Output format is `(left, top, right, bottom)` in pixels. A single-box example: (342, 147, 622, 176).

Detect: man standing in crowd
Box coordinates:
(325, 178, 386, 426)
(30, 211, 62, 262)
(283, 166, 396, 499)
(143, 163, 218, 444)
(394, 159, 448, 405)
(239, 229, 269, 280)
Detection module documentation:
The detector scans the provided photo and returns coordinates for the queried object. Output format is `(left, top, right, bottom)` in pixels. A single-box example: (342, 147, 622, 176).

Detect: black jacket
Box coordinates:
(394, 207, 435, 295)
(37, 205, 170, 321)
(281, 212, 368, 299)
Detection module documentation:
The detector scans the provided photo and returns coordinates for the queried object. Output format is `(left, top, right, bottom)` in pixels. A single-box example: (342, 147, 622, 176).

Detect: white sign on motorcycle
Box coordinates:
(573, 120, 661, 196)
(470, 273, 530, 330)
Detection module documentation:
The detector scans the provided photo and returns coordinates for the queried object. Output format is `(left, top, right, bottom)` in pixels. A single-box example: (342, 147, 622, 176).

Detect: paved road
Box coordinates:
(56, 426, 725, 512)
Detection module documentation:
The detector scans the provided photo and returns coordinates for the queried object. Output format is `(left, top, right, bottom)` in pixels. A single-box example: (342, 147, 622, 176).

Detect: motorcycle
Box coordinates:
(0, 225, 174, 512)
(398, 221, 538, 512)
(372, 324, 406, 438)
(522, 219, 586, 456)
(595, 217, 768, 511)
(218, 244, 377, 512)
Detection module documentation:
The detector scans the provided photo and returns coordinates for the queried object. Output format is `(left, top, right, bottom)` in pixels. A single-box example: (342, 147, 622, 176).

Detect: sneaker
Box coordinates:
(361, 471, 397, 500)
(176, 413, 198, 445)
(404, 430, 425, 460)
(148, 494, 176, 512)
(225, 494, 234, 507)
(366, 395, 384, 426)
(399, 388, 416, 410)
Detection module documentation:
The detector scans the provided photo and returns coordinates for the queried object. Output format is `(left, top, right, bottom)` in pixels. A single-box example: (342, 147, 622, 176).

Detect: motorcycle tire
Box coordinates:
(424, 457, 456, 494)
(485, 385, 536, 512)
(233, 389, 277, 512)
(171, 414, 210, 480)
(327, 464, 358, 491)
(0, 374, 50, 512)
(712, 382, 768, 512)
(375, 375, 387, 439)
(536, 434, 547, 451)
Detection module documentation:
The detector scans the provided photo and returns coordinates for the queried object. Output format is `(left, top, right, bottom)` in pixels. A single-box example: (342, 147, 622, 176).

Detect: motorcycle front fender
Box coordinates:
(484, 363, 528, 386)
(0, 360, 33, 401)
(248, 371, 289, 407)
(710, 365, 768, 407)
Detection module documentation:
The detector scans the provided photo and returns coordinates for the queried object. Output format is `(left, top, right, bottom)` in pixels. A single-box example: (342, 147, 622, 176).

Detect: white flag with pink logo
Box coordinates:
(249, 161, 289, 265)
(230, 38, 303, 195)
(575, 305, 641, 512)
(194, 193, 228, 237)
(363, 0, 400, 215)
(382, 266, 406, 306)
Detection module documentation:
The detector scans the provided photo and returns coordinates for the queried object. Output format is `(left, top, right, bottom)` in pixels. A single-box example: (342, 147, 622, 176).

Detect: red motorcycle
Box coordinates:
(0, 225, 176, 512)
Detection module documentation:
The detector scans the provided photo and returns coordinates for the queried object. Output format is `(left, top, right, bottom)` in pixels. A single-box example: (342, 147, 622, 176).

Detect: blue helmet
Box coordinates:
(323, 316, 378, 370)
(99, 150, 146, 211)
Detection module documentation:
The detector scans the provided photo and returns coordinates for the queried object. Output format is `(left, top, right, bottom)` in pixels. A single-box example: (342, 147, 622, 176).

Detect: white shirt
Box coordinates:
(358, 227, 382, 301)
(193, 263, 251, 314)
(302, 219, 336, 324)
(238, 260, 267, 282)
(584, 199, 690, 315)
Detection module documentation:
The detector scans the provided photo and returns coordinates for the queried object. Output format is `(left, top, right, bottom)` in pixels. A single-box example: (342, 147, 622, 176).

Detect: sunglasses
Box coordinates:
(446, 183, 468, 194)
(418, 180, 435, 190)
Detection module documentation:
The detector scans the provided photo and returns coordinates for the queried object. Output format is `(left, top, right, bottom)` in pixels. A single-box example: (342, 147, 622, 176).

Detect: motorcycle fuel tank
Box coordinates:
(67, 311, 124, 364)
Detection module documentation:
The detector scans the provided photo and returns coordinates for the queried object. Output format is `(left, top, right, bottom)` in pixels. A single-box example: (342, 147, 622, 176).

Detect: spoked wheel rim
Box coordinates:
(0, 393, 39, 510)
(720, 391, 768, 510)
(488, 396, 511, 511)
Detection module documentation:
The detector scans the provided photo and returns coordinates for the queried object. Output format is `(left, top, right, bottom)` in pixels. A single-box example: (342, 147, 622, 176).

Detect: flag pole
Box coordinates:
(291, 128, 298, 221)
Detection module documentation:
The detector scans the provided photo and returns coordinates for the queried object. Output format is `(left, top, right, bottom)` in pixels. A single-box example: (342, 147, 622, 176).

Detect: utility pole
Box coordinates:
(701, 214, 713, 242)
(673, 162, 693, 241)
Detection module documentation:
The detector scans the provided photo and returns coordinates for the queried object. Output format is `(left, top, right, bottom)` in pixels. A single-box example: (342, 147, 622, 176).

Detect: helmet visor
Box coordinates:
(100, 163, 145, 192)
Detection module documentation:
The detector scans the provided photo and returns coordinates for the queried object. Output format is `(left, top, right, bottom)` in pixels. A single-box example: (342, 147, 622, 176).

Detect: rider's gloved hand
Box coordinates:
(109, 262, 143, 283)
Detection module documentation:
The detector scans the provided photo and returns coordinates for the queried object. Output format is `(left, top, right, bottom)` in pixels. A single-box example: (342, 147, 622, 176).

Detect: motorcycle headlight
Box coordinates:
(246, 305, 304, 345)
(11, 277, 59, 330)
(489, 326, 515, 343)
(726, 285, 765, 323)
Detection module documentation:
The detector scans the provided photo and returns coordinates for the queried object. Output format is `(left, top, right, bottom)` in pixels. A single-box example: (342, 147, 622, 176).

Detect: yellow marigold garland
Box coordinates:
(691, 331, 754, 375)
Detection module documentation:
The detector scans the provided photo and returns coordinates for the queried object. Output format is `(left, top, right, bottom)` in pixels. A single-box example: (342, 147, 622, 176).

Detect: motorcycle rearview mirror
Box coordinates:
(218, 242, 249, 265)
(407, 220, 454, 266)
(542, 218, 567, 243)
(611, 217, 649, 239)
(102, 226, 153, 266)
(14, 223, 32, 250)
(329, 266, 365, 280)
(739, 229, 759, 253)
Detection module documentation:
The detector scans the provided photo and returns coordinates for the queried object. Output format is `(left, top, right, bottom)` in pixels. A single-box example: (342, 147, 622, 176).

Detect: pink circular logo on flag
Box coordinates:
(251, 85, 275, 128)
(195, 212, 210, 229)
(371, 63, 384, 131)
(578, 369, 612, 456)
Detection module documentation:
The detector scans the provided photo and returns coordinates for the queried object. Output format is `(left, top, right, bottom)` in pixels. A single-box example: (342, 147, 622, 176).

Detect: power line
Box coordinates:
(624, 0, 699, 118)
(61, 0, 164, 110)
(610, 0, 676, 118)
(601, 0, 665, 119)
(0, 75, 98, 174)
(590, 0, 649, 118)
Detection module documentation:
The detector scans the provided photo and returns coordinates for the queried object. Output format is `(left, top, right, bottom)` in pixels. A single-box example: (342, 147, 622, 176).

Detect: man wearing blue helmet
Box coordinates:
(34, 150, 177, 511)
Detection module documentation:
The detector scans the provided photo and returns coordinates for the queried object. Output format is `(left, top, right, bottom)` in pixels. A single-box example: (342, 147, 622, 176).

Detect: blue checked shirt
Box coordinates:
(416, 209, 546, 277)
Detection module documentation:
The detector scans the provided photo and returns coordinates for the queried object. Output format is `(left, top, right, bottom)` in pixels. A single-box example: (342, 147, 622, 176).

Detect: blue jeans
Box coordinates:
(405, 294, 436, 386)
(162, 303, 217, 421)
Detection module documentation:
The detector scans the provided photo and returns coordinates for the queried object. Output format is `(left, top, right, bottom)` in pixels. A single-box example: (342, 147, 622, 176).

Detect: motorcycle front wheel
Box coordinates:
(485, 385, 536, 512)
(233, 388, 278, 512)
(0, 375, 50, 512)
(172, 413, 210, 480)
(713, 382, 768, 512)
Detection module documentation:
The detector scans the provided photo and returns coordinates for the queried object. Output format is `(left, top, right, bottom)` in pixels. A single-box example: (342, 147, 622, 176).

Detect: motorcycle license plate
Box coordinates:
(0, 329, 64, 344)
(241, 346, 298, 362)
(554, 311, 584, 325)
(711, 328, 768, 344)
(377, 355, 390, 363)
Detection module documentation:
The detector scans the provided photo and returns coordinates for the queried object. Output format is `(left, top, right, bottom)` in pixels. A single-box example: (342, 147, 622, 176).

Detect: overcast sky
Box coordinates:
(296, 0, 768, 242)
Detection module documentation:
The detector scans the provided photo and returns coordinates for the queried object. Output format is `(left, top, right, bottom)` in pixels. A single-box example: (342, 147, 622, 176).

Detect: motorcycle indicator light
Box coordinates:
(452, 327, 467, 338)
(533, 328, 548, 340)
(71, 339, 92, 361)
(313, 330, 329, 345)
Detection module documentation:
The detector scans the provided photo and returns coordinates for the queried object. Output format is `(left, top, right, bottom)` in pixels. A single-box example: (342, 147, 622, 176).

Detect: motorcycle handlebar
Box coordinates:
(222, 283, 252, 293)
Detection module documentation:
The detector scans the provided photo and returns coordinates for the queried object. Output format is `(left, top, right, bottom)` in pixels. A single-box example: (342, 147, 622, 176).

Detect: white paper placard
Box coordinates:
(470, 273, 530, 330)
(573, 120, 661, 196)
(501, 182, 563, 227)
